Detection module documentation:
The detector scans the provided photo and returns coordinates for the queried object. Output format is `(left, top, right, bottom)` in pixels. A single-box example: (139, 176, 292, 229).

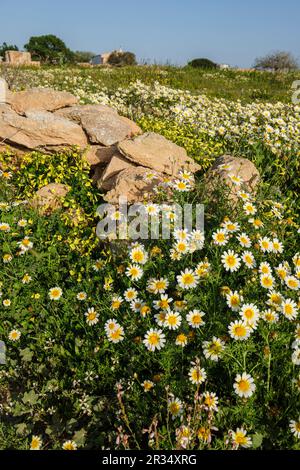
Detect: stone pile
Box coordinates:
(0, 84, 201, 203)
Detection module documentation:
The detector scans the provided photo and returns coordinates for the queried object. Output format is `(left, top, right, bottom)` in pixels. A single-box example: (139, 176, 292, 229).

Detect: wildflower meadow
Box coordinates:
(0, 65, 299, 451)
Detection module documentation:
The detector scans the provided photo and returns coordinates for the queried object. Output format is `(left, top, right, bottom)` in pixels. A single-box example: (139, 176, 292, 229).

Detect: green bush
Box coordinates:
(107, 51, 137, 67)
(187, 58, 218, 69)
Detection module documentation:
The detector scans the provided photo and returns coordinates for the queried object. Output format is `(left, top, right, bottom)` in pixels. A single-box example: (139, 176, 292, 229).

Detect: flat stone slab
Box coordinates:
(118, 132, 201, 176)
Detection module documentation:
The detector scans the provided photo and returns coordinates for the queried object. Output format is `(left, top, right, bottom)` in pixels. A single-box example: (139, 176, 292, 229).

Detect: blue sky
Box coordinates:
(1, 0, 299, 67)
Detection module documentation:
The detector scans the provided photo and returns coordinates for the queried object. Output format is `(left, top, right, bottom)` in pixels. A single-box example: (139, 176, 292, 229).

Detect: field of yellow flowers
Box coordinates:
(0, 66, 299, 450)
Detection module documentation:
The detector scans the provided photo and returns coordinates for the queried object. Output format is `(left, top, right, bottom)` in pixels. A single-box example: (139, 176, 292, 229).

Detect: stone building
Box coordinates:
(3, 51, 40, 66)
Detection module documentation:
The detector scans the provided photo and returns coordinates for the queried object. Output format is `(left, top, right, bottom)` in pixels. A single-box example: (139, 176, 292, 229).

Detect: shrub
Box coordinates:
(107, 51, 137, 67)
(187, 58, 218, 69)
(254, 51, 298, 71)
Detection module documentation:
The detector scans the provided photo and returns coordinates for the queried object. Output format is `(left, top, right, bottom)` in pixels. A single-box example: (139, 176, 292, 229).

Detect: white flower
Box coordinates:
(202, 337, 225, 361)
(186, 310, 205, 328)
(231, 428, 252, 448)
(234, 372, 256, 398)
(189, 365, 207, 385)
(85, 307, 99, 325)
(129, 246, 148, 265)
(289, 419, 300, 438)
(212, 229, 228, 246)
(177, 269, 199, 289)
(164, 311, 182, 330)
(126, 264, 143, 280)
(221, 250, 241, 272)
(237, 232, 251, 248)
(143, 329, 166, 352)
(168, 398, 183, 417)
(49, 287, 63, 300)
(228, 321, 251, 340)
(282, 299, 298, 320)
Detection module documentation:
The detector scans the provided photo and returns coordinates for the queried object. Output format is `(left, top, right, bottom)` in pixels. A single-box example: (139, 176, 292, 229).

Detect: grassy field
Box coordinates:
(0, 66, 299, 450)
(2, 64, 300, 102)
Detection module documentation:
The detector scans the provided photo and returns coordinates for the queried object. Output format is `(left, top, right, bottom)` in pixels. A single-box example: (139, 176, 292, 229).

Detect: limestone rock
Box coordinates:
(55, 105, 139, 146)
(83, 145, 119, 166)
(205, 155, 260, 199)
(0, 109, 88, 150)
(31, 183, 70, 214)
(118, 132, 201, 176)
(98, 155, 137, 191)
(104, 166, 164, 204)
(10, 88, 78, 115)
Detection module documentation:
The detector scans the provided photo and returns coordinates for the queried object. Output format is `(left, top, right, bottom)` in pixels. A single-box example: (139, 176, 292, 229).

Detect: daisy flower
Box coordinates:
(143, 329, 166, 352)
(123, 287, 138, 301)
(3, 254, 12, 263)
(165, 311, 182, 330)
(155, 311, 167, 327)
(8, 329, 21, 341)
(173, 240, 189, 254)
(267, 290, 282, 307)
(126, 264, 143, 281)
(212, 229, 228, 246)
(147, 278, 168, 294)
(76, 292, 87, 301)
(234, 372, 256, 398)
(17, 219, 27, 227)
(168, 398, 183, 418)
(3, 299, 11, 307)
(175, 333, 188, 347)
(22, 273, 32, 284)
(177, 269, 199, 289)
(243, 202, 257, 215)
(174, 300, 187, 312)
(142, 380, 154, 392)
(258, 237, 273, 253)
(228, 321, 251, 341)
(202, 392, 219, 412)
(237, 190, 251, 200)
(18, 237, 33, 252)
(226, 290, 244, 311)
(93, 259, 103, 272)
(231, 428, 252, 448)
(187, 310, 206, 328)
(282, 299, 298, 320)
(174, 228, 190, 241)
(242, 251, 256, 268)
(221, 250, 241, 272)
(189, 364, 207, 385)
(261, 309, 279, 324)
(222, 220, 240, 232)
(249, 218, 264, 229)
(260, 274, 275, 290)
(153, 294, 173, 311)
(271, 238, 283, 254)
(85, 307, 99, 326)
(111, 295, 123, 310)
(237, 233, 252, 248)
(129, 246, 148, 265)
(240, 303, 260, 328)
(275, 263, 289, 281)
(30, 436, 42, 450)
(130, 299, 143, 312)
(195, 261, 211, 277)
(259, 262, 272, 275)
(107, 325, 124, 343)
(173, 179, 191, 192)
(104, 319, 119, 334)
(285, 276, 299, 291)
(49, 287, 63, 300)
(140, 304, 151, 317)
(289, 419, 300, 439)
(228, 174, 243, 186)
(202, 337, 225, 361)
(62, 440, 77, 450)
(0, 222, 10, 232)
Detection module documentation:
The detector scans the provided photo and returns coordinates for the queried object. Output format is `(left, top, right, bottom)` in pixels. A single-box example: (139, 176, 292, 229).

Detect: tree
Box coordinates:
(254, 51, 298, 71)
(107, 51, 137, 66)
(73, 51, 95, 63)
(0, 42, 19, 58)
(24, 35, 74, 64)
(187, 58, 218, 69)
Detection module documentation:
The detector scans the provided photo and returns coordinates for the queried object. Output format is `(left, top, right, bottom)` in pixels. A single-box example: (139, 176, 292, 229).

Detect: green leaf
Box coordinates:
(22, 390, 39, 405)
(15, 422, 28, 435)
(252, 433, 263, 449)
(20, 348, 34, 362)
(73, 428, 86, 447)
